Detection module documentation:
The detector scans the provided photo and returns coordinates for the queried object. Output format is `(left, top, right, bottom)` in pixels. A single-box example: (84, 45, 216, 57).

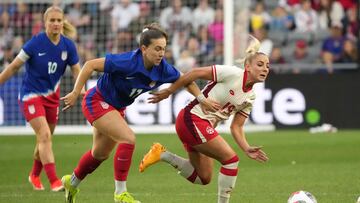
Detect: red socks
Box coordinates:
(114, 143, 135, 181)
(74, 150, 103, 180)
(43, 163, 58, 183)
(30, 159, 43, 177)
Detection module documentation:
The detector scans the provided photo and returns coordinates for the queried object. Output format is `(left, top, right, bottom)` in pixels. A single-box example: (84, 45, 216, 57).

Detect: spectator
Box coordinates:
(197, 25, 214, 65)
(11, 2, 32, 40)
(294, 0, 319, 33)
(192, 0, 215, 32)
(250, 1, 272, 31)
(128, 2, 155, 43)
(289, 39, 317, 73)
(111, 0, 139, 32)
(31, 12, 43, 36)
(270, 5, 295, 32)
(208, 8, 224, 43)
(318, 0, 344, 30)
(321, 22, 346, 73)
(340, 39, 358, 63)
(159, 0, 192, 35)
(270, 45, 286, 64)
(65, 1, 91, 35)
(342, 5, 358, 41)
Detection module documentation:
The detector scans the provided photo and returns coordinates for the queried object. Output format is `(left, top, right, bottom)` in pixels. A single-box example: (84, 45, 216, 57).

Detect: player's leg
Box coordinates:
(91, 110, 139, 202)
(193, 136, 239, 203)
(29, 116, 64, 191)
(29, 143, 44, 190)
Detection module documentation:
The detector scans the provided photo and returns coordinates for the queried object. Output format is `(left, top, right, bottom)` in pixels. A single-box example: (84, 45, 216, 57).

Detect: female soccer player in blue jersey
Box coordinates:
(0, 6, 81, 192)
(60, 23, 220, 203)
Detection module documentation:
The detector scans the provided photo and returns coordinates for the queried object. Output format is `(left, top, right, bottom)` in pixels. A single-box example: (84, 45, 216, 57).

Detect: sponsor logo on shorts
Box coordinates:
(28, 105, 35, 115)
(206, 126, 215, 134)
(100, 101, 109, 109)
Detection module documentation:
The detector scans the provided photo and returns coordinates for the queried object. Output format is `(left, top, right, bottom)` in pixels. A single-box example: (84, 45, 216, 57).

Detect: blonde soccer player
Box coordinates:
(0, 6, 81, 191)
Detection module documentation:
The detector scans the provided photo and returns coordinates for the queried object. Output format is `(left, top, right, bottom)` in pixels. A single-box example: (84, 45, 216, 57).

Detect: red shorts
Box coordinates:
(82, 87, 125, 124)
(20, 97, 59, 124)
(175, 108, 218, 152)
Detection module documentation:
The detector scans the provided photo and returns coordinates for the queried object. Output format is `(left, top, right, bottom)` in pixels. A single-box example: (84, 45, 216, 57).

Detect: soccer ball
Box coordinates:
(287, 190, 317, 203)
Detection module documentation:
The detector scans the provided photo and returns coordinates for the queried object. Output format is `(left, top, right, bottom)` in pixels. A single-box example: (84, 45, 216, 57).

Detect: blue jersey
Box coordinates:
(97, 49, 180, 108)
(20, 32, 79, 105)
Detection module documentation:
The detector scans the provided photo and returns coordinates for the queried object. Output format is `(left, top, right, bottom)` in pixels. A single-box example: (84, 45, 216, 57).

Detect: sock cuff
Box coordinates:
(221, 155, 239, 165)
(118, 143, 135, 150)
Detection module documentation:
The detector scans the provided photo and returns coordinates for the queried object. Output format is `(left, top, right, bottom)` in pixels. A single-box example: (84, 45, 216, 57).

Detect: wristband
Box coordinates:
(196, 94, 206, 103)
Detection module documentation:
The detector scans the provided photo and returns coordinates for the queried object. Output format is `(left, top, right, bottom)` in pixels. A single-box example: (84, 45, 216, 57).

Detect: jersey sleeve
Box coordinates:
(212, 65, 238, 82)
(66, 40, 79, 66)
(104, 53, 131, 74)
(22, 36, 37, 57)
(161, 62, 180, 83)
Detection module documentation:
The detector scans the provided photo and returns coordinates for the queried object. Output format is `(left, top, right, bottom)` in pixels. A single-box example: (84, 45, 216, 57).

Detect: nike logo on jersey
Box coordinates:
(126, 77, 135, 79)
(38, 52, 46, 56)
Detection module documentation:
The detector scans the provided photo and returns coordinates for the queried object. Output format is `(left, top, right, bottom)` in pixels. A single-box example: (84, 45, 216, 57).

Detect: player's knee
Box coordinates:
(199, 175, 212, 185)
(36, 130, 52, 144)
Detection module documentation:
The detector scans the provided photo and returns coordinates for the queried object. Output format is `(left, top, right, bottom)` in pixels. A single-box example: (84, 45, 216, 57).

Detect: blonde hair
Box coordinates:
(236, 34, 261, 64)
(43, 6, 77, 40)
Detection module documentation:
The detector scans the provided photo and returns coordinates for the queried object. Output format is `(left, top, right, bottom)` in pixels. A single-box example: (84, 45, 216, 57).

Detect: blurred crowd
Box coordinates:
(0, 0, 358, 74)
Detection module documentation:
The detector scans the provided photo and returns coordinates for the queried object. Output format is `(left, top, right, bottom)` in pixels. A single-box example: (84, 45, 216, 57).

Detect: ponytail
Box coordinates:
(236, 34, 261, 64)
(63, 20, 77, 40)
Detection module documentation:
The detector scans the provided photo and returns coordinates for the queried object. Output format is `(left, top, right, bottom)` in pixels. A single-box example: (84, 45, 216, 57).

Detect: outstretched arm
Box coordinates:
(148, 66, 214, 103)
(0, 57, 24, 85)
(61, 58, 105, 111)
(230, 113, 269, 163)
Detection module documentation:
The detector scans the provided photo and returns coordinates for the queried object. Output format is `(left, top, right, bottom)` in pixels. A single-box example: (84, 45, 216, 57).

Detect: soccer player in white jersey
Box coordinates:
(139, 38, 269, 203)
(0, 6, 81, 192)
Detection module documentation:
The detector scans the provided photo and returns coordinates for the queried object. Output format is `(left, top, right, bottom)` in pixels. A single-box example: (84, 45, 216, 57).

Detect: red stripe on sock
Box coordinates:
(114, 143, 135, 181)
(31, 159, 43, 177)
(187, 170, 198, 183)
(74, 150, 102, 180)
(43, 163, 58, 183)
(220, 167, 238, 176)
(221, 155, 239, 165)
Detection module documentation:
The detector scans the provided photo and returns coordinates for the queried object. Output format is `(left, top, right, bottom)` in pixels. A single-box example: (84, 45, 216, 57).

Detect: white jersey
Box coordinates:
(188, 65, 255, 127)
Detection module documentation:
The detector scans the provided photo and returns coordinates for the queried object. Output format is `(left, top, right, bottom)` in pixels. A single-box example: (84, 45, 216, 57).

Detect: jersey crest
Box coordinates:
(61, 51, 67, 61)
(206, 126, 215, 134)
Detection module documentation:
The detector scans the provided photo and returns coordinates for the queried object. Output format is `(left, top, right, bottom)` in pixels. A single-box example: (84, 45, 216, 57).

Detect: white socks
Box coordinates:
(115, 180, 127, 195)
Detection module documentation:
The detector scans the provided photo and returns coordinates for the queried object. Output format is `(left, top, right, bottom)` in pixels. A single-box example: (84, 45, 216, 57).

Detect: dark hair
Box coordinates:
(140, 23, 168, 46)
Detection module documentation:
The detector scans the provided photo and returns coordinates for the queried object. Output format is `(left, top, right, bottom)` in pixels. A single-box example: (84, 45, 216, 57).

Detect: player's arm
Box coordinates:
(185, 81, 220, 113)
(230, 113, 268, 163)
(0, 57, 25, 85)
(70, 63, 86, 95)
(61, 58, 105, 111)
(148, 66, 213, 103)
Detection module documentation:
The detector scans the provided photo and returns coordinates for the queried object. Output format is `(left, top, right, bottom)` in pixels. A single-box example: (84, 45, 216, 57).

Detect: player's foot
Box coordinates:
(139, 142, 166, 172)
(28, 174, 45, 190)
(62, 175, 80, 203)
(51, 178, 64, 192)
(114, 191, 140, 203)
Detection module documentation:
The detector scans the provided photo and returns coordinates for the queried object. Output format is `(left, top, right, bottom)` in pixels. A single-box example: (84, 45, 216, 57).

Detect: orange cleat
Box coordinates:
(28, 175, 45, 191)
(139, 143, 166, 173)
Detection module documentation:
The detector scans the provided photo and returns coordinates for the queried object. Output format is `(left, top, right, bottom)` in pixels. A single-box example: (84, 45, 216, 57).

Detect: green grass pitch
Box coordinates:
(0, 130, 359, 203)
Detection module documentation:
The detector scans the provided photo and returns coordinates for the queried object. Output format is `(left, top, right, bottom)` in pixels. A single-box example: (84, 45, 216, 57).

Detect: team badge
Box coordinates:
(61, 51, 67, 61)
(100, 101, 109, 109)
(229, 90, 234, 95)
(149, 81, 156, 88)
(28, 105, 35, 115)
(206, 126, 215, 134)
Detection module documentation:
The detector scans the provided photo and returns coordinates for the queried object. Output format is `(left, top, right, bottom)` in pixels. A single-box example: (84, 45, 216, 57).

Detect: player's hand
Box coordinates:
(147, 88, 172, 103)
(60, 91, 79, 111)
(245, 146, 268, 163)
(199, 97, 221, 114)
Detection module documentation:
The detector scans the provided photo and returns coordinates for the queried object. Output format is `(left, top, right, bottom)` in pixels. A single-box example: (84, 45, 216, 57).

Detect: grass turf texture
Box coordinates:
(0, 130, 359, 203)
